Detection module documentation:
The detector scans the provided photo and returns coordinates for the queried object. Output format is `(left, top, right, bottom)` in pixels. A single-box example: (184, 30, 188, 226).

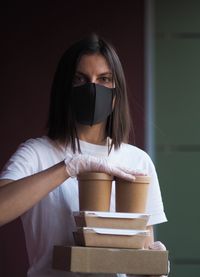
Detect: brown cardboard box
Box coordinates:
(73, 211, 150, 230)
(74, 227, 150, 249)
(52, 246, 169, 275)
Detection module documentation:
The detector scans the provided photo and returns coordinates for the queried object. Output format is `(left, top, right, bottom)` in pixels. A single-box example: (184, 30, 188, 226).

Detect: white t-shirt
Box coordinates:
(0, 136, 167, 277)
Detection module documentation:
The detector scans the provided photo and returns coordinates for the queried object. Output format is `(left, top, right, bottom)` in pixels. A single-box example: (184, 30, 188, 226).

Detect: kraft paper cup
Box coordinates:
(77, 172, 113, 211)
(115, 176, 151, 213)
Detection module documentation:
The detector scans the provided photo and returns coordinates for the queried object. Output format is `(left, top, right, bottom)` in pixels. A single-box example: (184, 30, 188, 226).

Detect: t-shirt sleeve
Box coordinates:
(0, 140, 39, 181)
(145, 154, 167, 226)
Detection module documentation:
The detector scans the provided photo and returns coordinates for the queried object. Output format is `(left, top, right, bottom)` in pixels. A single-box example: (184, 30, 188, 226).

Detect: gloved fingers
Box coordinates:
(168, 260, 170, 274)
(82, 158, 136, 182)
(106, 165, 136, 182)
(149, 242, 169, 276)
(64, 153, 146, 181)
(115, 165, 147, 176)
(149, 241, 166, 251)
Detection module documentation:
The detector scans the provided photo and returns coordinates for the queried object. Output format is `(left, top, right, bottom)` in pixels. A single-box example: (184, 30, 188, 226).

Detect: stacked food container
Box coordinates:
(73, 172, 151, 249)
(53, 172, 169, 275)
(73, 211, 150, 249)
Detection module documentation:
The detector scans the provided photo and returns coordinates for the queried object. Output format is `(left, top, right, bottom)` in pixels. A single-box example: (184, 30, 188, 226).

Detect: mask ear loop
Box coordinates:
(107, 89, 115, 153)
(70, 87, 80, 153)
(90, 83, 96, 126)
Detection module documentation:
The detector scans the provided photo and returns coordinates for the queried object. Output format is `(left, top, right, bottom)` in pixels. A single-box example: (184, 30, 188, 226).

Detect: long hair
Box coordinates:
(47, 33, 132, 152)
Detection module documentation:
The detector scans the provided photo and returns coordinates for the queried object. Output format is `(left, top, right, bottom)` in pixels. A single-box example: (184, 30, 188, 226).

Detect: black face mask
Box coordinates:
(72, 83, 115, 126)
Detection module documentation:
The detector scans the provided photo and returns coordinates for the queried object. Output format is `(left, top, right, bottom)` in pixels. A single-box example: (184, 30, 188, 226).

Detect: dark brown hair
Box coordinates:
(47, 33, 132, 152)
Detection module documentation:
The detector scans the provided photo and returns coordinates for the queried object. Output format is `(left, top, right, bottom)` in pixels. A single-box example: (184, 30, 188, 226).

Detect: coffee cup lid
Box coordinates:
(77, 172, 113, 181)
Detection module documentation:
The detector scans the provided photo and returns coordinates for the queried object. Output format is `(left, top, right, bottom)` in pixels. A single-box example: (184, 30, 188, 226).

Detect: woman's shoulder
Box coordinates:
(110, 143, 154, 171)
(120, 142, 151, 160)
(18, 136, 63, 153)
(20, 136, 49, 148)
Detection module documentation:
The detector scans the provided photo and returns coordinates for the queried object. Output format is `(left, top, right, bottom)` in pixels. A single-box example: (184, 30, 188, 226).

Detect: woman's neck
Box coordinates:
(76, 122, 107, 145)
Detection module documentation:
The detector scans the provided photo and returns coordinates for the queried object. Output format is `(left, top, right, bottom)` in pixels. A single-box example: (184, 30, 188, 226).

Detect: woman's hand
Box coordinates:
(64, 153, 144, 181)
(149, 241, 170, 277)
(149, 241, 166, 251)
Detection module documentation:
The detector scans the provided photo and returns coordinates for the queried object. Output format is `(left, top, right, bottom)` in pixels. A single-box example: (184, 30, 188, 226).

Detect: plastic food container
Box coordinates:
(73, 211, 150, 230)
(73, 227, 150, 249)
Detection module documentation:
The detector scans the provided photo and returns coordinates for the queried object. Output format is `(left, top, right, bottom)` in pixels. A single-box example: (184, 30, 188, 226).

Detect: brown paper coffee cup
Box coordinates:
(77, 172, 113, 211)
(115, 175, 151, 213)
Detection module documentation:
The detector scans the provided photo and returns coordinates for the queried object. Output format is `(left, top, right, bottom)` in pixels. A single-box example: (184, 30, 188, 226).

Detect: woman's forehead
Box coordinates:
(76, 53, 112, 74)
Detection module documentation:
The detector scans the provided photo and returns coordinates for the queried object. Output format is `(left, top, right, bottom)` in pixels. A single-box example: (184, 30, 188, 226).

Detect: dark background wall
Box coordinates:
(0, 1, 144, 276)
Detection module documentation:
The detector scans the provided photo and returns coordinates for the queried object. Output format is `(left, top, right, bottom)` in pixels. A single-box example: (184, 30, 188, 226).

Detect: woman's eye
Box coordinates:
(99, 76, 112, 83)
(73, 75, 86, 86)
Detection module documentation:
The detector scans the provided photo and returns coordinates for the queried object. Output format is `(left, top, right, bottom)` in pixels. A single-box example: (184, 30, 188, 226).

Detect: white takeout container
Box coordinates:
(73, 211, 150, 230)
(73, 227, 150, 249)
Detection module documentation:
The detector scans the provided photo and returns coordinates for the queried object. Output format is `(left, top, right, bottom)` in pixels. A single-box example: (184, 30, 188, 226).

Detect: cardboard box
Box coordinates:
(52, 246, 169, 275)
(73, 211, 150, 230)
(74, 227, 150, 249)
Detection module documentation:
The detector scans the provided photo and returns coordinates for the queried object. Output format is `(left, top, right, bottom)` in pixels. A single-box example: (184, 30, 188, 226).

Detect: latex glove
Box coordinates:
(149, 241, 170, 277)
(64, 153, 142, 181)
(149, 241, 166, 251)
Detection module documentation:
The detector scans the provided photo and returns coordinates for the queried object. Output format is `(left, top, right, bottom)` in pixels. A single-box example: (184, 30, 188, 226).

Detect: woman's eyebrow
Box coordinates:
(98, 72, 112, 76)
(76, 71, 112, 77)
(75, 71, 88, 77)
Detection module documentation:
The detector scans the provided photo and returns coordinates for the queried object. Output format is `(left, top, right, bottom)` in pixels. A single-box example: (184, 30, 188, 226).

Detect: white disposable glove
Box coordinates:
(149, 241, 166, 251)
(64, 153, 143, 181)
(149, 241, 170, 277)
(123, 242, 169, 277)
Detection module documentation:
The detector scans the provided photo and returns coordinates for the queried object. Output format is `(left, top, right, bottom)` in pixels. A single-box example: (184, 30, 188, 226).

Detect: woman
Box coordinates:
(0, 34, 168, 277)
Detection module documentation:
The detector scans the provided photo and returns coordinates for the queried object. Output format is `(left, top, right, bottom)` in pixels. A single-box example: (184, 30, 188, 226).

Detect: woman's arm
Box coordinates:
(0, 153, 138, 226)
(0, 161, 68, 226)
